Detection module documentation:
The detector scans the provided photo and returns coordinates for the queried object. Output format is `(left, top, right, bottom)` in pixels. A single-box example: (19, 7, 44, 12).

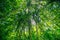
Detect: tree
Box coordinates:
(0, 0, 60, 40)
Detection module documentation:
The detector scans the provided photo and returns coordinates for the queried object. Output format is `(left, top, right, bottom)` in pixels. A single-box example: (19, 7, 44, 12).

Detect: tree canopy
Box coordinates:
(0, 0, 60, 40)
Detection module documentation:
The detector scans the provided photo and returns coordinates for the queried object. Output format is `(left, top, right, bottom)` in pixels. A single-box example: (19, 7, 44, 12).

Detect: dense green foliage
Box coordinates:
(0, 0, 60, 40)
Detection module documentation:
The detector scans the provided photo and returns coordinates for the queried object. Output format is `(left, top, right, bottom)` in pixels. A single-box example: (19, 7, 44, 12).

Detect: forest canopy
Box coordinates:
(0, 0, 60, 40)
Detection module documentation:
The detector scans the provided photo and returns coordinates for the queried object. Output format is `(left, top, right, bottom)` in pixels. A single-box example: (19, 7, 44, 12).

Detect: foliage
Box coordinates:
(0, 0, 60, 40)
